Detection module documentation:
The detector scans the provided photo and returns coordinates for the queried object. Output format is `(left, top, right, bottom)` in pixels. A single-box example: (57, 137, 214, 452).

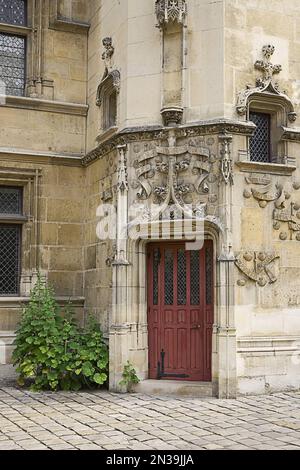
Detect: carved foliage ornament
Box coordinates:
(235, 251, 279, 287)
(82, 121, 256, 166)
(219, 135, 233, 185)
(128, 134, 223, 231)
(117, 145, 128, 192)
(236, 45, 297, 122)
(161, 107, 183, 127)
(132, 135, 214, 208)
(155, 0, 187, 27)
(254, 44, 282, 89)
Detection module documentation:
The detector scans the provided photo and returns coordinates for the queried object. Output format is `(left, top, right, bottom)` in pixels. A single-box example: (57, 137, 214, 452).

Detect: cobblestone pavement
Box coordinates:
(0, 385, 300, 450)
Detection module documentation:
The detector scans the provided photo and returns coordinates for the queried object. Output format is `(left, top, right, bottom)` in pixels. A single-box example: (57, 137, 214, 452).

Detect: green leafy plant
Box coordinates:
(119, 361, 140, 392)
(13, 275, 108, 392)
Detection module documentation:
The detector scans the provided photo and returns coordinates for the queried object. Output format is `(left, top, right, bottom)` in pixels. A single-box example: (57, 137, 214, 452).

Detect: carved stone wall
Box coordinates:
(126, 132, 222, 229)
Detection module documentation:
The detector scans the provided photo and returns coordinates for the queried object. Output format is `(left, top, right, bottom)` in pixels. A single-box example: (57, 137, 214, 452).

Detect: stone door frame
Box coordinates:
(109, 221, 237, 398)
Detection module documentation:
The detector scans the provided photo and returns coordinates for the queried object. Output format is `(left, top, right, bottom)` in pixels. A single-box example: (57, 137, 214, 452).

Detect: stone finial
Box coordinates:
(236, 45, 297, 122)
(102, 37, 114, 69)
(117, 145, 128, 192)
(254, 44, 282, 88)
(155, 0, 187, 28)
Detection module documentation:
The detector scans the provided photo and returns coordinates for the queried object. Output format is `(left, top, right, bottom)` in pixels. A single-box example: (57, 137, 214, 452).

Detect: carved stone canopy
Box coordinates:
(237, 45, 297, 122)
(96, 68, 120, 107)
(155, 0, 187, 27)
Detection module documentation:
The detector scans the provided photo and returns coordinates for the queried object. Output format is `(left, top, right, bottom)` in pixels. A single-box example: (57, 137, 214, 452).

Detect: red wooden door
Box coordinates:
(148, 241, 213, 382)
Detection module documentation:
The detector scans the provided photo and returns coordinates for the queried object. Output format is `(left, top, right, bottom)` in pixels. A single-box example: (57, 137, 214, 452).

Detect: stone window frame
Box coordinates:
(247, 94, 289, 165)
(0, 185, 23, 296)
(0, 0, 34, 98)
(101, 77, 118, 131)
(49, 0, 90, 34)
(237, 92, 297, 169)
(0, 168, 41, 298)
(249, 111, 271, 163)
(96, 69, 120, 137)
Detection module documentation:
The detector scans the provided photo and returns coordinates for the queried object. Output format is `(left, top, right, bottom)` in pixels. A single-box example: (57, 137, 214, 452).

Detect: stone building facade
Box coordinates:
(1, 0, 300, 398)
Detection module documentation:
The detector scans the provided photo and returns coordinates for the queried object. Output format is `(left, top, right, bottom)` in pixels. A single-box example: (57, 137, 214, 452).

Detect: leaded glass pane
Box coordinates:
(0, 0, 27, 26)
(190, 250, 200, 305)
(164, 249, 173, 305)
(0, 33, 25, 96)
(0, 187, 22, 214)
(0, 33, 26, 96)
(153, 248, 160, 305)
(206, 247, 213, 305)
(177, 249, 186, 305)
(249, 112, 271, 163)
(108, 91, 117, 128)
(0, 225, 21, 295)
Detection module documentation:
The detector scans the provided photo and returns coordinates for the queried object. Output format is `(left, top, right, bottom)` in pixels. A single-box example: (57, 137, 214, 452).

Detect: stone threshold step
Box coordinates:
(133, 379, 213, 398)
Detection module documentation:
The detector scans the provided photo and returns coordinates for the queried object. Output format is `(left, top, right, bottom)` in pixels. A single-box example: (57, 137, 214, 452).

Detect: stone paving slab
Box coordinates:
(0, 384, 299, 450)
